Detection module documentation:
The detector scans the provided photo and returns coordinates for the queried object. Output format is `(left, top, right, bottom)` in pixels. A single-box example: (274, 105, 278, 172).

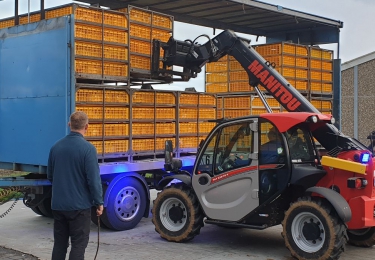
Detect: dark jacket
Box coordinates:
(47, 132, 103, 211)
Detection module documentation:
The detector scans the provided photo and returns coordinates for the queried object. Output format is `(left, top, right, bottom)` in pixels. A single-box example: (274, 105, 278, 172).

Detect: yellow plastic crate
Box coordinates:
(19, 14, 40, 24)
(104, 90, 129, 103)
(206, 73, 228, 83)
(76, 105, 103, 120)
(217, 109, 223, 118)
(132, 123, 155, 135)
(217, 98, 223, 108)
(152, 13, 173, 29)
(90, 141, 103, 154)
(322, 50, 333, 60)
(75, 59, 102, 75)
(75, 23, 102, 41)
(255, 44, 281, 56)
(310, 71, 333, 81)
(75, 6, 102, 24)
(156, 108, 175, 119)
(75, 41, 102, 58)
(104, 62, 128, 77)
(296, 45, 308, 56)
(130, 55, 151, 70)
(229, 71, 248, 81)
(152, 28, 171, 42)
(295, 80, 309, 91)
(252, 96, 280, 108)
(127, 8, 151, 24)
(179, 122, 198, 134)
(179, 108, 198, 119)
(130, 39, 152, 55)
(104, 45, 128, 60)
(133, 108, 155, 119)
(322, 82, 333, 93)
(206, 62, 228, 72)
(132, 91, 155, 103)
(199, 122, 216, 134)
(104, 140, 128, 154)
(199, 108, 216, 120)
(229, 60, 242, 71)
(103, 11, 127, 28)
(130, 23, 151, 39)
(156, 122, 176, 135)
(0, 19, 15, 29)
(179, 137, 198, 149)
(224, 96, 251, 109)
(296, 57, 308, 67)
(264, 55, 295, 67)
(311, 99, 332, 111)
(104, 123, 129, 136)
(76, 89, 103, 102)
(296, 69, 308, 79)
(252, 108, 268, 115)
(199, 94, 216, 106)
(229, 81, 251, 92)
(322, 61, 333, 71)
(104, 28, 128, 44)
(180, 93, 198, 105)
(223, 109, 250, 118)
(156, 92, 175, 104)
(132, 139, 155, 152)
(104, 107, 129, 120)
(310, 82, 333, 93)
(206, 83, 228, 93)
(86, 123, 103, 137)
(45, 6, 73, 19)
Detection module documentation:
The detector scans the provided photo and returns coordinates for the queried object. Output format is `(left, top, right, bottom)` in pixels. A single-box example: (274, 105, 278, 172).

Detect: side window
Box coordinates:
(215, 122, 253, 174)
(259, 121, 285, 164)
(286, 126, 315, 162)
(197, 132, 217, 175)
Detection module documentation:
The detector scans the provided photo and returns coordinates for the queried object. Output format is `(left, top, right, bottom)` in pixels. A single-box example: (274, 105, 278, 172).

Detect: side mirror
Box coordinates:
(164, 140, 173, 164)
(164, 140, 182, 172)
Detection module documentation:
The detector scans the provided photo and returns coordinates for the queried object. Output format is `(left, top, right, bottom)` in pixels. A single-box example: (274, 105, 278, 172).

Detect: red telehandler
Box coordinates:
(149, 30, 375, 260)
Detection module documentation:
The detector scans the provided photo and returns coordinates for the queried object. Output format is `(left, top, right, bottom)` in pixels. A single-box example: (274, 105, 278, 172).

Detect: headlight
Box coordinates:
(331, 117, 336, 124)
(311, 116, 318, 123)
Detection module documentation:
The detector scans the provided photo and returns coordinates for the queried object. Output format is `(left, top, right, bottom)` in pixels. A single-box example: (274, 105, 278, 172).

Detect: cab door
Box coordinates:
(191, 119, 259, 221)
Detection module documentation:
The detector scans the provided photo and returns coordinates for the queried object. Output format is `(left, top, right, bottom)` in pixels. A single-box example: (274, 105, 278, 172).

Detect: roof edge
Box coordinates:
(341, 51, 375, 70)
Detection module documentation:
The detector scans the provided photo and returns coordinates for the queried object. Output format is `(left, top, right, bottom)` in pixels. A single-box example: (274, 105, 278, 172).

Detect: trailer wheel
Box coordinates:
(282, 197, 347, 260)
(152, 183, 204, 242)
(30, 206, 43, 216)
(347, 227, 375, 247)
(101, 177, 146, 231)
(38, 197, 53, 218)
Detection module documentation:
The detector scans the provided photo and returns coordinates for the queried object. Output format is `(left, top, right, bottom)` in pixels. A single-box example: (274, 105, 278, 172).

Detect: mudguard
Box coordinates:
(306, 186, 352, 223)
(158, 174, 192, 188)
(104, 173, 150, 218)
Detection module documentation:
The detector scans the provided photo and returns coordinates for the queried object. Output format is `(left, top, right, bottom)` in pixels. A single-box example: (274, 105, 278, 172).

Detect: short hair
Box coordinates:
(70, 111, 88, 131)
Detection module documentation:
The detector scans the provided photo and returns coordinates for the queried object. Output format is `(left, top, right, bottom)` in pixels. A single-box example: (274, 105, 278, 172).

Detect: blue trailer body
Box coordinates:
(0, 17, 74, 166)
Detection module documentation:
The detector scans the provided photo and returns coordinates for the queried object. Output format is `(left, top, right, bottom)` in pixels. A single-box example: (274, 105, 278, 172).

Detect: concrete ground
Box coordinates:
(0, 192, 374, 260)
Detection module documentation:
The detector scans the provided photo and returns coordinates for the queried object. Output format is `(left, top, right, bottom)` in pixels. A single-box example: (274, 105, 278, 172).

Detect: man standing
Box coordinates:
(47, 111, 104, 260)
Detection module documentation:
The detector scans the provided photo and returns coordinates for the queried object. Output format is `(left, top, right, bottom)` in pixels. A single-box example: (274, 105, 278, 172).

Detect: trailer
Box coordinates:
(0, 0, 344, 231)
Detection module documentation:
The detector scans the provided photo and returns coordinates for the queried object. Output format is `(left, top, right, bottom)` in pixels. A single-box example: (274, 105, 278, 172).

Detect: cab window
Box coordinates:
(286, 125, 315, 162)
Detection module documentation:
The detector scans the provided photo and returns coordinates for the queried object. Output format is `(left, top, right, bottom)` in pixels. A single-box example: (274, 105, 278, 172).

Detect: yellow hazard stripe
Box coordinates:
(321, 156, 367, 175)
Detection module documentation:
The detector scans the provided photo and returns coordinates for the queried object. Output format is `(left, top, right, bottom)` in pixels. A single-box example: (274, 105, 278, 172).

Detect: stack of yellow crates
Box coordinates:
(118, 5, 173, 76)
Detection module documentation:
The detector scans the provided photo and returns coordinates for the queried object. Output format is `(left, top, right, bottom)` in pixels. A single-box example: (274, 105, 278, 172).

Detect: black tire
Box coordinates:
(347, 227, 375, 247)
(38, 197, 54, 218)
(101, 177, 147, 231)
(282, 197, 347, 260)
(152, 183, 204, 242)
(30, 206, 43, 216)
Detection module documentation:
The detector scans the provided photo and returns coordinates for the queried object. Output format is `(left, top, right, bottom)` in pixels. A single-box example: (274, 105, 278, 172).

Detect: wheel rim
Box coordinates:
(160, 197, 187, 232)
(114, 186, 140, 221)
(291, 212, 325, 253)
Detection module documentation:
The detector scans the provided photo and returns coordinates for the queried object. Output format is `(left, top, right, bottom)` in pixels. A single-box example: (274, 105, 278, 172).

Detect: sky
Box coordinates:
(0, 0, 373, 91)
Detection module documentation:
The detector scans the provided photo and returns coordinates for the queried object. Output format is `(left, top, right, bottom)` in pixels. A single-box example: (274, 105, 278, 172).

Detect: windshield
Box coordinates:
(285, 125, 315, 163)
